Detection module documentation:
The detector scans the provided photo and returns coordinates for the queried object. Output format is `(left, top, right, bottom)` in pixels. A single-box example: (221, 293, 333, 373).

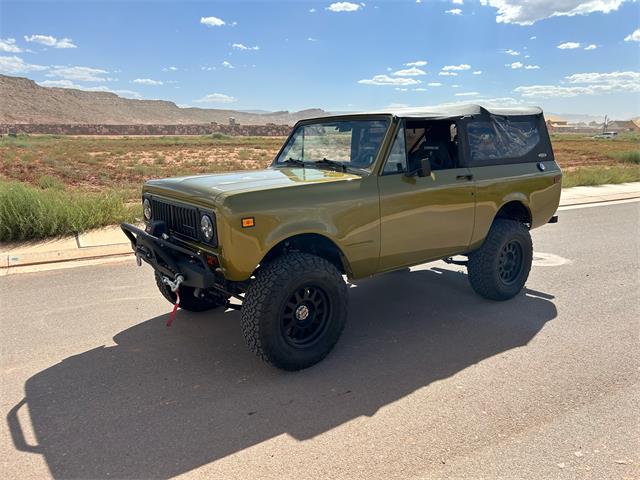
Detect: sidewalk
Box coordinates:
(1, 182, 639, 273)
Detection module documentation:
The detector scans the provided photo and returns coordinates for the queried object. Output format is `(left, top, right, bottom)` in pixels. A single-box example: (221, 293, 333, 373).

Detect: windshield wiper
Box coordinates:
(315, 158, 347, 172)
(280, 157, 305, 168)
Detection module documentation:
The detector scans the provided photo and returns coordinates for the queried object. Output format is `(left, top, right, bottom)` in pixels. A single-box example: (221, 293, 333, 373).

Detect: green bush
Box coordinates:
(563, 165, 640, 188)
(610, 151, 640, 164)
(0, 180, 140, 241)
(37, 175, 66, 190)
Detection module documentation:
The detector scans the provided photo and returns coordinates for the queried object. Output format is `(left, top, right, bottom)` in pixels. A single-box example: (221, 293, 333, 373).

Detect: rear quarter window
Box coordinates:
(466, 116, 543, 166)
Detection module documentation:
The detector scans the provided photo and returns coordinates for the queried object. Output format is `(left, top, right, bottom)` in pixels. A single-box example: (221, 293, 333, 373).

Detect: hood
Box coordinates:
(144, 167, 361, 204)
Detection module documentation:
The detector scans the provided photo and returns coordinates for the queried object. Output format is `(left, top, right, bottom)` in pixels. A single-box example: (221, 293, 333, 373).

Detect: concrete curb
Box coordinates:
(1, 183, 639, 272)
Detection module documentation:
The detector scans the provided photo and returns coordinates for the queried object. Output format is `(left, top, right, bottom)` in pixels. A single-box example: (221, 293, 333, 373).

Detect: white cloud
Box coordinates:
(584, 44, 597, 50)
(163, 66, 178, 71)
(473, 70, 482, 74)
(515, 71, 640, 98)
(442, 64, 471, 71)
(446, 8, 462, 14)
(405, 60, 427, 67)
(427, 82, 443, 86)
(508, 61, 523, 69)
(479, 0, 628, 25)
(455, 92, 479, 96)
(232, 43, 259, 51)
(200, 16, 226, 27)
(624, 28, 640, 42)
(557, 42, 581, 49)
(194, 93, 237, 104)
(565, 71, 640, 85)
(0, 38, 22, 53)
(386, 102, 410, 108)
(327, 2, 361, 12)
(524, 64, 540, 69)
(395, 87, 408, 91)
(308, 37, 318, 41)
(37, 79, 142, 98)
(38, 79, 83, 88)
(452, 0, 464, 4)
(221, 60, 234, 69)
(309, 8, 317, 13)
(358, 74, 421, 86)
(414, 87, 427, 91)
(505, 49, 520, 56)
(393, 67, 426, 76)
(0, 55, 47, 74)
(24, 34, 76, 49)
(451, 84, 460, 87)
(133, 78, 163, 85)
(47, 66, 111, 82)
(439, 71, 458, 76)
(530, 36, 537, 40)
(84, 86, 142, 99)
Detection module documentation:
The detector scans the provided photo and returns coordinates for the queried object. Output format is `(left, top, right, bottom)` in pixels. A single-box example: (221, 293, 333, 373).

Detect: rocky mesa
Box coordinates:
(0, 75, 327, 125)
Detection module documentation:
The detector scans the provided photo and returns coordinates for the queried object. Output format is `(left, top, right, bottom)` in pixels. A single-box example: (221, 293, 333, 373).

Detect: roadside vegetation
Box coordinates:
(0, 179, 140, 241)
(0, 132, 637, 241)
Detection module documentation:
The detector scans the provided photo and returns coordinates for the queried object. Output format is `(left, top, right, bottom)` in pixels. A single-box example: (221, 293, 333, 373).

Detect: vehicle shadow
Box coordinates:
(8, 267, 556, 479)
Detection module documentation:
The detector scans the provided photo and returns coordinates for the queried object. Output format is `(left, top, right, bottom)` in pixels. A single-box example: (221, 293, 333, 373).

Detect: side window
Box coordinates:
(467, 117, 540, 163)
(383, 125, 407, 174)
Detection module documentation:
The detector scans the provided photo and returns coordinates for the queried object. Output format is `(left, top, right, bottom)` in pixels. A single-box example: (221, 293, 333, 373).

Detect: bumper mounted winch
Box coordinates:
(120, 222, 217, 290)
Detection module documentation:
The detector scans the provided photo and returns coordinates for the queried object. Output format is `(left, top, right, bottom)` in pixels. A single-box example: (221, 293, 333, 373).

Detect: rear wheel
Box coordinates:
(154, 271, 227, 312)
(240, 253, 348, 371)
(467, 219, 533, 301)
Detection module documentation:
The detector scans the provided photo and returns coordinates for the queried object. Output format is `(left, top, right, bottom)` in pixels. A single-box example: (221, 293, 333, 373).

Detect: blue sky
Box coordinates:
(1, 0, 639, 118)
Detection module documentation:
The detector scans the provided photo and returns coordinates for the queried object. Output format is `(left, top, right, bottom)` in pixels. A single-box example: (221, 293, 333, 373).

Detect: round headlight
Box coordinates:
(143, 198, 152, 221)
(200, 215, 214, 241)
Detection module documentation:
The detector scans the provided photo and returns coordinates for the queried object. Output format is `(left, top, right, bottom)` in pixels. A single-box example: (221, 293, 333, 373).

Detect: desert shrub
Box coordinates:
(610, 151, 640, 165)
(0, 180, 139, 241)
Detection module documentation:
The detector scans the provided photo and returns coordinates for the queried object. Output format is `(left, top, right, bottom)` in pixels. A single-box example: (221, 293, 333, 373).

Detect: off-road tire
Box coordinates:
(240, 253, 348, 371)
(154, 271, 227, 312)
(467, 219, 533, 301)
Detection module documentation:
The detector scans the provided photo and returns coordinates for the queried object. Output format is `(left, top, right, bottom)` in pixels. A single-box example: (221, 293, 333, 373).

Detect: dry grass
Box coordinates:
(0, 132, 637, 240)
(0, 134, 284, 200)
(0, 132, 638, 198)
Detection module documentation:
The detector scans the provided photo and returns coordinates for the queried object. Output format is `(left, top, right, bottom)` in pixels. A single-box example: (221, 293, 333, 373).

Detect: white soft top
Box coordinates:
(365, 104, 543, 118)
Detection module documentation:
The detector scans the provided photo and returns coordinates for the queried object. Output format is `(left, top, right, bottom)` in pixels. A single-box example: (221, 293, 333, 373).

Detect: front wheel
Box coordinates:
(467, 219, 533, 301)
(240, 253, 348, 371)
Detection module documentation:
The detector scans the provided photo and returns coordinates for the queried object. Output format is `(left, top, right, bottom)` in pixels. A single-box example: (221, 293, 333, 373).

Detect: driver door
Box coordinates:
(377, 121, 476, 272)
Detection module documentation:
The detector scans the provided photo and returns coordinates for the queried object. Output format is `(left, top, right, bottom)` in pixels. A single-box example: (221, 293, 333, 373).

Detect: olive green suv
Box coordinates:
(122, 104, 561, 370)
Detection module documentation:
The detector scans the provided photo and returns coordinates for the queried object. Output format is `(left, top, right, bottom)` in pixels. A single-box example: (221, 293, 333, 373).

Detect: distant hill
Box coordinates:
(0, 75, 328, 125)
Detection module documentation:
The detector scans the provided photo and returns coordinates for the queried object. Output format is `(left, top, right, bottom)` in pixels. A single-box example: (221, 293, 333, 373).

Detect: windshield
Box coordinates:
(274, 119, 390, 174)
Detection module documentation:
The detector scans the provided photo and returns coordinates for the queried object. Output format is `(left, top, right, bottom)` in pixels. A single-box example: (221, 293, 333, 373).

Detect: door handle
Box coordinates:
(456, 174, 473, 181)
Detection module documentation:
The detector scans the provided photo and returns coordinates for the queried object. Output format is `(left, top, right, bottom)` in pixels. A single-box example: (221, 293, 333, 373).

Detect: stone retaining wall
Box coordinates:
(0, 123, 292, 136)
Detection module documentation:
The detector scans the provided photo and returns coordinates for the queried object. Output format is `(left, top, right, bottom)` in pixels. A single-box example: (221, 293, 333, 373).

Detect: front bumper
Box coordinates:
(120, 223, 217, 289)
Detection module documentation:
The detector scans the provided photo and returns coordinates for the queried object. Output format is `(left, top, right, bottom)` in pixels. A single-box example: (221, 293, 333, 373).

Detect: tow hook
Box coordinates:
(162, 274, 184, 327)
(162, 274, 184, 292)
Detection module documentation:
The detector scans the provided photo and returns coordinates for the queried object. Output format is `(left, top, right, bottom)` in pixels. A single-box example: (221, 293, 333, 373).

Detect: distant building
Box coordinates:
(606, 120, 640, 132)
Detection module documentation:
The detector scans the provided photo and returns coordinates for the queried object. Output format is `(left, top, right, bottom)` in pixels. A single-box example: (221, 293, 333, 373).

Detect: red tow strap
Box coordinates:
(166, 291, 180, 327)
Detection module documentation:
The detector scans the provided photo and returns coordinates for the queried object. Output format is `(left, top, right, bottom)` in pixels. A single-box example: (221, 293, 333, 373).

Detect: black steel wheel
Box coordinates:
(498, 240, 524, 285)
(281, 285, 331, 348)
(240, 253, 348, 371)
(468, 219, 533, 301)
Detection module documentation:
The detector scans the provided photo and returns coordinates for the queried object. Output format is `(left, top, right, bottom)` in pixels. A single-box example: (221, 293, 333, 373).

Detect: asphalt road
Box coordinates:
(1, 201, 639, 480)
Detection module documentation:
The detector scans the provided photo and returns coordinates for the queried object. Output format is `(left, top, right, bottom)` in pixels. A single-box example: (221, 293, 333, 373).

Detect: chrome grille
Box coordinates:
(151, 198, 200, 241)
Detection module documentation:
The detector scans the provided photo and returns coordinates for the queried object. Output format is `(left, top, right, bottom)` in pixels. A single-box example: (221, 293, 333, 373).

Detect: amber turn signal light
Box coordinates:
(241, 217, 255, 228)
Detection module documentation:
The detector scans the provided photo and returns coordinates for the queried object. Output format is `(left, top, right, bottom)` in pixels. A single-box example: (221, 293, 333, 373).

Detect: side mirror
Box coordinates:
(417, 157, 432, 177)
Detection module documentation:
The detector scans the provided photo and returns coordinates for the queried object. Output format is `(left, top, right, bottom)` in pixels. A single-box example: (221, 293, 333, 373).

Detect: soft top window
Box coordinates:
(466, 115, 541, 165)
